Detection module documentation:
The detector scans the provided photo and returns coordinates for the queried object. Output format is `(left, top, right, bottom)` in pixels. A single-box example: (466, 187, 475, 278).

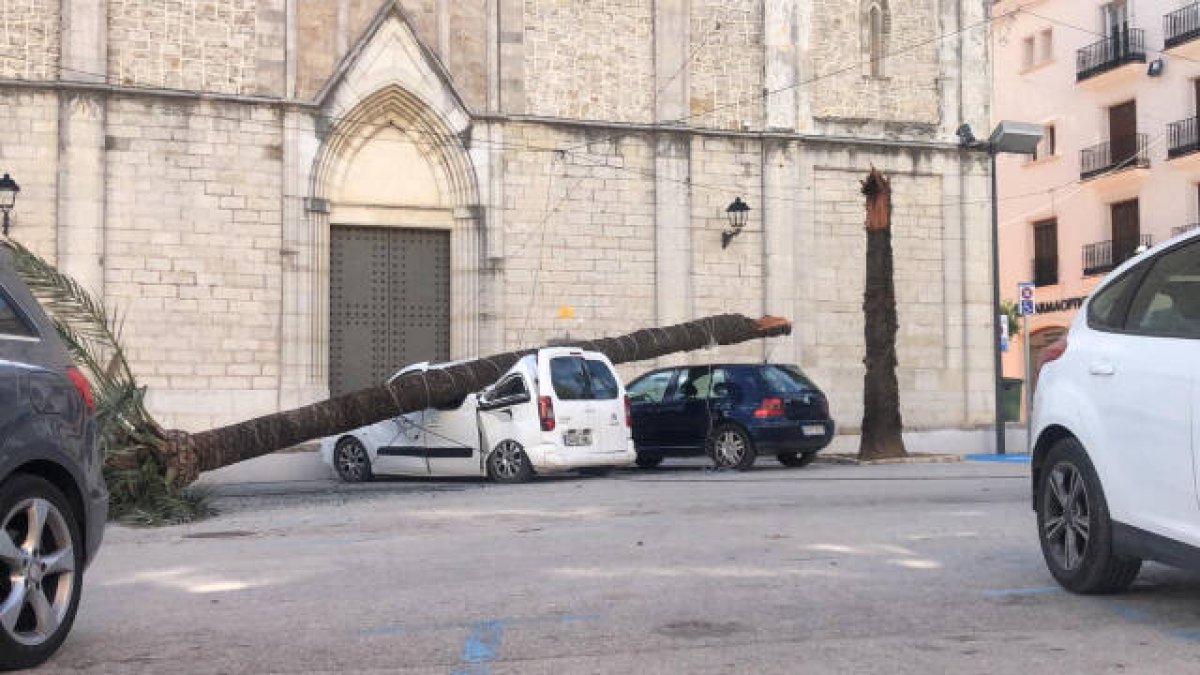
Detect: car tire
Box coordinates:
(778, 452, 817, 468)
(635, 454, 663, 469)
(487, 440, 534, 484)
(0, 474, 85, 672)
(707, 424, 757, 470)
(1037, 437, 1141, 595)
(333, 437, 373, 483)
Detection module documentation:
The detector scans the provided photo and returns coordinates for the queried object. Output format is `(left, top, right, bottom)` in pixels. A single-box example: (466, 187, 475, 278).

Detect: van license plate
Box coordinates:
(564, 429, 593, 446)
(802, 425, 825, 436)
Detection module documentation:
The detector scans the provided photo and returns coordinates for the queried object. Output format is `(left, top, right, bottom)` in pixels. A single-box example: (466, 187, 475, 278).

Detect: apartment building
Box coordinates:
(995, 0, 1200, 394)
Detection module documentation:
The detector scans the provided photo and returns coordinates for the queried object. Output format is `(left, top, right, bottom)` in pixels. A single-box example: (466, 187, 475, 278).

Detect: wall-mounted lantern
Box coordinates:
(722, 197, 750, 249)
(0, 174, 19, 237)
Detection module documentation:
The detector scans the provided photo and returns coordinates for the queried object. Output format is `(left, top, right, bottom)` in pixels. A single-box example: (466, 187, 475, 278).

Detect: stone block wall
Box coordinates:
(107, 0, 275, 96)
(810, 0, 941, 124)
(500, 124, 657, 350)
(0, 0, 58, 80)
(0, 91, 58, 258)
(523, 0, 654, 123)
(103, 97, 283, 430)
(689, 0, 763, 130)
(690, 136, 764, 362)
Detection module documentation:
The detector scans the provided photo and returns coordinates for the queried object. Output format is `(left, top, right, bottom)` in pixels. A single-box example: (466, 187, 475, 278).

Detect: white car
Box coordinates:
(1032, 228, 1200, 594)
(321, 347, 636, 483)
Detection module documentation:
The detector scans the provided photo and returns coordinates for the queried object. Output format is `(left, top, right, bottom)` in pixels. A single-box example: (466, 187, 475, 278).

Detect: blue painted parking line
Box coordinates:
(452, 620, 505, 675)
(965, 453, 1032, 464)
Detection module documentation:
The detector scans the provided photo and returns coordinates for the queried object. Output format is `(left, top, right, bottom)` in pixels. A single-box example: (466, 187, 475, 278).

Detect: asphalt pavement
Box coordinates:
(38, 458, 1200, 674)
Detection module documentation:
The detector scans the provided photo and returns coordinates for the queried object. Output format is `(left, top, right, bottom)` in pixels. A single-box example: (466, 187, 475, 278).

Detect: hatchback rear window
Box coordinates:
(0, 288, 35, 338)
(550, 356, 620, 400)
(758, 365, 814, 394)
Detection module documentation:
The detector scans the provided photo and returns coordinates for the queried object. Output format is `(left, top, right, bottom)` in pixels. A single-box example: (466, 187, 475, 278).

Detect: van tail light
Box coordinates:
(539, 396, 556, 431)
(753, 397, 784, 418)
(624, 395, 632, 427)
(66, 366, 94, 413)
(1037, 338, 1069, 372)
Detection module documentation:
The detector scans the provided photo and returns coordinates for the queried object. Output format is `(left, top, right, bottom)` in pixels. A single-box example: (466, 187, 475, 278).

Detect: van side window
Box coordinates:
(584, 360, 620, 400)
(550, 357, 590, 400)
(491, 375, 528, 401)
(0, 288, 35, 339)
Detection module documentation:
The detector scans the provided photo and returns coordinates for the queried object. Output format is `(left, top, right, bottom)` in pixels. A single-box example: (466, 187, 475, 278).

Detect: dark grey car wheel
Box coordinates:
(0, 475, 84, 671)
(707, 425, 756, 470)
(333, 437, 373, 483)
(1037, 437, 1141, 594)
(778, 452, 817, 468)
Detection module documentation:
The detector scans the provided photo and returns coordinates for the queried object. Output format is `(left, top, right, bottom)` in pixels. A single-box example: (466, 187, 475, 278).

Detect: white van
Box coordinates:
(321, 347, 635, 483)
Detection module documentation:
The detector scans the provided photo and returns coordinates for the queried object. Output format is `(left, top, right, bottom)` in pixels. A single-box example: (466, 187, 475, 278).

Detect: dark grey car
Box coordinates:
(0, 246, 106, 670)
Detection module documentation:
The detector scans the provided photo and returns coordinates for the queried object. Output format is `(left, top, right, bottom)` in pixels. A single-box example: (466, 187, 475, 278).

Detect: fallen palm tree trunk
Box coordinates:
(165, 314, 791, 484)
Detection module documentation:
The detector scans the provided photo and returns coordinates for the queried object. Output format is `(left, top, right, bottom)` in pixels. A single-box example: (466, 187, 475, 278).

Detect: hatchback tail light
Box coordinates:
(753, 397, 785, 418)
(623, 394, 632, 427)
(539, 396, 556, 431)
(1037, 338, 1069, 372)
(66, 366, 94, 413)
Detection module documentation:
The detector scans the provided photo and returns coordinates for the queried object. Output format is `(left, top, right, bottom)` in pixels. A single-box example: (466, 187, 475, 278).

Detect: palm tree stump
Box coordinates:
(859, 167, 907, 461)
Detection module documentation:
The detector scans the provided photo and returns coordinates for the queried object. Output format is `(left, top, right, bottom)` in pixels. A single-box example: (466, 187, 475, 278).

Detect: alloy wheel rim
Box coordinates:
(337, 442, 367, 480)
(716, 432, 746, 466)
(0, 498, 75, 647)
(1044, 463, 1091, 571)
(493, 442, 523, 479)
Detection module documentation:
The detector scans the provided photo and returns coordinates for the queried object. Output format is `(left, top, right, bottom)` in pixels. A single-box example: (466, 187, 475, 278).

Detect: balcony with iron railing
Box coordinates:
(1076, 27, 1146, 82)
(1165, 2, 1200, 49)
(1080, 134, 1151, 180)
(1168, 117, 1200, 159)
(1172, 223, 1200, 237)
(1082, 234, 1153, 276)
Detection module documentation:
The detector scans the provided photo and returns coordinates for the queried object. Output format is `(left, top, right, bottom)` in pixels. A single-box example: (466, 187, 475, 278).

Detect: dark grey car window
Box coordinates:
(491, 375, 528, 401)
(627, 370, 673, 404)
(585, 360, 620, 400)
(1125, 240, 1200, 339)
(0, 287, 36, 338)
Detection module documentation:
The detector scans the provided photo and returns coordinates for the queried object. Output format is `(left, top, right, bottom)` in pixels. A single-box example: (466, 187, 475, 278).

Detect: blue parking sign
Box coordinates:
(1020, 299, 1035, 315)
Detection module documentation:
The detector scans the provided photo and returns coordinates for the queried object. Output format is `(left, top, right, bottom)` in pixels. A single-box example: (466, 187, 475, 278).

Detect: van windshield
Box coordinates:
(549, 356, 620, 400)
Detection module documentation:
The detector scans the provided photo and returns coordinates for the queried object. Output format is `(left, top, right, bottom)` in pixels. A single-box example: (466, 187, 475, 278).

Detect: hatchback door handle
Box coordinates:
(1089, 362, 1115, 376)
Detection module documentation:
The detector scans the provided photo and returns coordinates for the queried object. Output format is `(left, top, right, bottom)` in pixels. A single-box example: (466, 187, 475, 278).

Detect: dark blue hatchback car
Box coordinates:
(627, 363, 835, 470)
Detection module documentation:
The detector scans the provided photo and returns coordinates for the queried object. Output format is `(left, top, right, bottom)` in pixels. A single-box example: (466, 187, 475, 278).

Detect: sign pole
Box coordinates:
(1023, 312, 1033, 454)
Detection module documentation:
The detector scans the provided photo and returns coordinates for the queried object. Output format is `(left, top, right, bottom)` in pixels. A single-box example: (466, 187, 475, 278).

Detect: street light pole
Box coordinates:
(990, 151, 1005, 456)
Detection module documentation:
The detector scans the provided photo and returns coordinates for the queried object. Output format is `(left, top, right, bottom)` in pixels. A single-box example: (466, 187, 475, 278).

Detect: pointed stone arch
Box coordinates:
(281, 2, 488, 403)
(861, 0, 891, 78)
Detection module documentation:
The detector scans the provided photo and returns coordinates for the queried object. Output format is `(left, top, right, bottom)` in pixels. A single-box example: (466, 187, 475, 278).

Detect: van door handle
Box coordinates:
(1089, 362, 1115, 376)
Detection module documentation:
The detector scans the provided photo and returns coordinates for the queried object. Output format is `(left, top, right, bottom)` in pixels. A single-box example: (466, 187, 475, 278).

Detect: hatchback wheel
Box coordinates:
(1037, 437, 1141, 594)
(707, 425, 756, 470)
(487, 440, 534, 483)
(0, 475, 84, 671)
(333, 437, 373, 483)
(778, 452, 817, 468)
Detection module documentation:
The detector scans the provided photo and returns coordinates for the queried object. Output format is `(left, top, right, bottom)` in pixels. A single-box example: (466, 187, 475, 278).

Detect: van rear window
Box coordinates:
(550, 357, 590, 400)
(585, 360, 620, 400)
(550, 356, 621, 400)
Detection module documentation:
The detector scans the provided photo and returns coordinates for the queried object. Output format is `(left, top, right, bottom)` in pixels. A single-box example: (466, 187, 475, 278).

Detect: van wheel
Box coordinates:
(708, 425, 756, 470)
(1037, 437, 1141, 594)
(778, 452, 817, 468)
(488, 441, 534, 484)
(333, 437, 373, 483)
(0, 475, 84, 671)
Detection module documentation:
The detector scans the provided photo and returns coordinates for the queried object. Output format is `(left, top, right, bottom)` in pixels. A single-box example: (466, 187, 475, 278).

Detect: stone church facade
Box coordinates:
(0, 0, 994, 433)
